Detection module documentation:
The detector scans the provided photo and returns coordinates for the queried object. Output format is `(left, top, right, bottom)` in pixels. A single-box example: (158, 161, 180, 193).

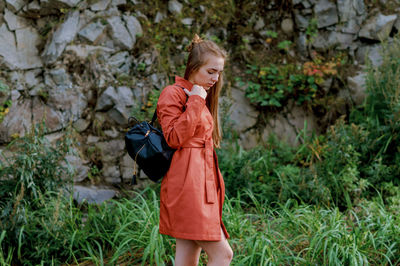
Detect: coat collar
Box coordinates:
(174, 76, 194, 91)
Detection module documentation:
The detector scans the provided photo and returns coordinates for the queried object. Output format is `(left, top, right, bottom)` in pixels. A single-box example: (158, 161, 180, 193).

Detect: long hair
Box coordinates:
(184, 34, 227, 148)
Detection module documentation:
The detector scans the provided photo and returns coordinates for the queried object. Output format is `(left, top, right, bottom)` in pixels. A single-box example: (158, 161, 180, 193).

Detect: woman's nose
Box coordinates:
(211, 74, 218, 82)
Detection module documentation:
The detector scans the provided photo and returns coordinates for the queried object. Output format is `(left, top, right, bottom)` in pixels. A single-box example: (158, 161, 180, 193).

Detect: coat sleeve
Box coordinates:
(157, 85, 205, 149)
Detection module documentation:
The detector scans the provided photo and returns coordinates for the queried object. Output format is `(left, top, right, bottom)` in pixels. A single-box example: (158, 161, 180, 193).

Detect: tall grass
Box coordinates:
(1, 187, 398, 265)
(0, 123, 73, 264)
(13, 188, 176, 265)
(225, 192, 400, 265)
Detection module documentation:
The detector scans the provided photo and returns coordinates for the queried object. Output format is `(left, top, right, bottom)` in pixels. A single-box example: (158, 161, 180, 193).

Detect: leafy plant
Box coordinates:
(0, 122, 73, 262)
(277, 40, 292, 51)
(306, 18, 318, 43)
(240, 52, 341, 109)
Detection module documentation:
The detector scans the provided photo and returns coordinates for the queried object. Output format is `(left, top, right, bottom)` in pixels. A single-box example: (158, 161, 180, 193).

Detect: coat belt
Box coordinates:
(181, 137, 205, 148)
(181, 138, 216, 204)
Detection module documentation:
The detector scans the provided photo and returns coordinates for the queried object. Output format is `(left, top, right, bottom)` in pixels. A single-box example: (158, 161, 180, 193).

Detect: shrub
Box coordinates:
(0, 123, 73, 264)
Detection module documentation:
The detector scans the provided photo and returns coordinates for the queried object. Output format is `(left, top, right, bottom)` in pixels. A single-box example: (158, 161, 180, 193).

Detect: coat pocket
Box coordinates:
(205, 179, 216, 204)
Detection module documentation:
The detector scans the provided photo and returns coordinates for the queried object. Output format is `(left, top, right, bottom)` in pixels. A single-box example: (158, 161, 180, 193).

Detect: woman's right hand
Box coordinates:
(184, 85, 207, 100)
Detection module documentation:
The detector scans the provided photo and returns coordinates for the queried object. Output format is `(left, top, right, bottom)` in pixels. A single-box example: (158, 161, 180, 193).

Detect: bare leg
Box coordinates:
(175, 238, 202, 266)
(195, 228, 233, 266)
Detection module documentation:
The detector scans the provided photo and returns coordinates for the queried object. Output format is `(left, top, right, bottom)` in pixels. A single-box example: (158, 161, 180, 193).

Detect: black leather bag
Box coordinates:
(125, 86, 187, 184)
(125, 112, 175, 184)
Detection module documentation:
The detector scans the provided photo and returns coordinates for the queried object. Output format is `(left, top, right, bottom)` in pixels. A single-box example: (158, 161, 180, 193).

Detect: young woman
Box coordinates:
(156, 34, 233, 265)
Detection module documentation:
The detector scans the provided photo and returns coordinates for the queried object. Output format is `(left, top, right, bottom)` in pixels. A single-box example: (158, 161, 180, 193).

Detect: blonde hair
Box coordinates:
(184, 34, 227, 148)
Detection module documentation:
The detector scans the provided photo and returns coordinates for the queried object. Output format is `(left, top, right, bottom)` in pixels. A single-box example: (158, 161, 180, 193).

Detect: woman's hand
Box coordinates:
(184, 85, 207, 100)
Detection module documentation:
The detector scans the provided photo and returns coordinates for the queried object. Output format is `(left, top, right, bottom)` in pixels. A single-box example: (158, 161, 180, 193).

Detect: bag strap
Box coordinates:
(150, 85, 189, 126)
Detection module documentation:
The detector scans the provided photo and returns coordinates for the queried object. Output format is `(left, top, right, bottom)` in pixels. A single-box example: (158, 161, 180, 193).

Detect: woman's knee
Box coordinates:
(207, 243, 233, 264)
(224, 245, 234, 262)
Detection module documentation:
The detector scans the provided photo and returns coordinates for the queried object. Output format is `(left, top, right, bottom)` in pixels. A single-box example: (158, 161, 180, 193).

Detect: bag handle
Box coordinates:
(150, 85, 189, 126)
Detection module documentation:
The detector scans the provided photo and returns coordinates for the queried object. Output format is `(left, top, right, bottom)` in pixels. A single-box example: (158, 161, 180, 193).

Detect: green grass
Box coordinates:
(1, 187, 399, 265)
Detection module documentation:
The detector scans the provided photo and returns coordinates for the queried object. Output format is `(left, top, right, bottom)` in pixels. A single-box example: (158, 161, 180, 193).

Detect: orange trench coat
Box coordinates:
(156, 76, 230, 241)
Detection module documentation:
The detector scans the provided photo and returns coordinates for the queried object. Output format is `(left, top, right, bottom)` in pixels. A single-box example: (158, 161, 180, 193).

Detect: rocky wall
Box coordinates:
(0, 0, 399, 201)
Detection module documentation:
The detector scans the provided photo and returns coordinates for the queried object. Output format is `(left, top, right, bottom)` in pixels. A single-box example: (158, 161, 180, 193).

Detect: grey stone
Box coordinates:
(24, 69, 41, 89)
(337, 18, 362, 34)
(28, 84, 45, 97)
(107, 16, 134, 50)
(15, 27, 42, 68)
(77, 9, 96, 31)
(121, 153, 134, 182)
(281, 18, 294, 34)
(65, 44, 115, 59)
(347, 71, 367, 105)
(47, 86, 87, 120)
(294, 10, 309, 30)
(296, 32, 308, 57)
(314, 0, 339, 28)
(0, 24, 43, 69)
(0, 25, 16, 69)
(332, 31, 354, 49)
(394, 16, 400, 32)
(78, 21, 106, 43)
(254, 17, 265, 31)
(73, 118, 90, 132)
(123, 15, 143, 43)
(44, 132, 64, 144)
(103, 164, 121, 183)
(301, 0, 311, 8)
(53, 0, 80, 7)
(154, 11, 165, 23)
(226, 87, 258, 133)
(90, 0, 110, 11)
(26, 0, 40, 12)
(11, 89, 20, 101)
(286, 106, 319, 143)
(116, 86, 134, 107)
(41, 10, 80, 64)
(239, 129, 259, 150)
(108, 51, 132, 74)
(4, 8, 29, 30)
(49, 68, 72, 88)
(168, 0, 182, 15)
(96, 139, 125, 163)
(356, 44, 383, 67)
(87, 135, 100, 144)
(181, 17, 194, 26)
(64, 154, 89, 182)
(32, 97, 65, 132)
(103, 128, 119, 138)
(96, 86, 117, 111)
(312, 31, 354, 51)
(359, 13, 397, 41)
(261, 114, 298, 146)
(337, 0, 365, 23)
(111, 0, 127, 6)
(5, 0, 24, 12)
(107, 105, 129, 125)
(97, 5, 119, 17)
(73, 185, 116, 204)
(0, 99, 32, 143)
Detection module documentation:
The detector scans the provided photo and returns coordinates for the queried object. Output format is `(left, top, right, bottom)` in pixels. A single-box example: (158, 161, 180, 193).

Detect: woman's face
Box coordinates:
(189, 54, 225, 90)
